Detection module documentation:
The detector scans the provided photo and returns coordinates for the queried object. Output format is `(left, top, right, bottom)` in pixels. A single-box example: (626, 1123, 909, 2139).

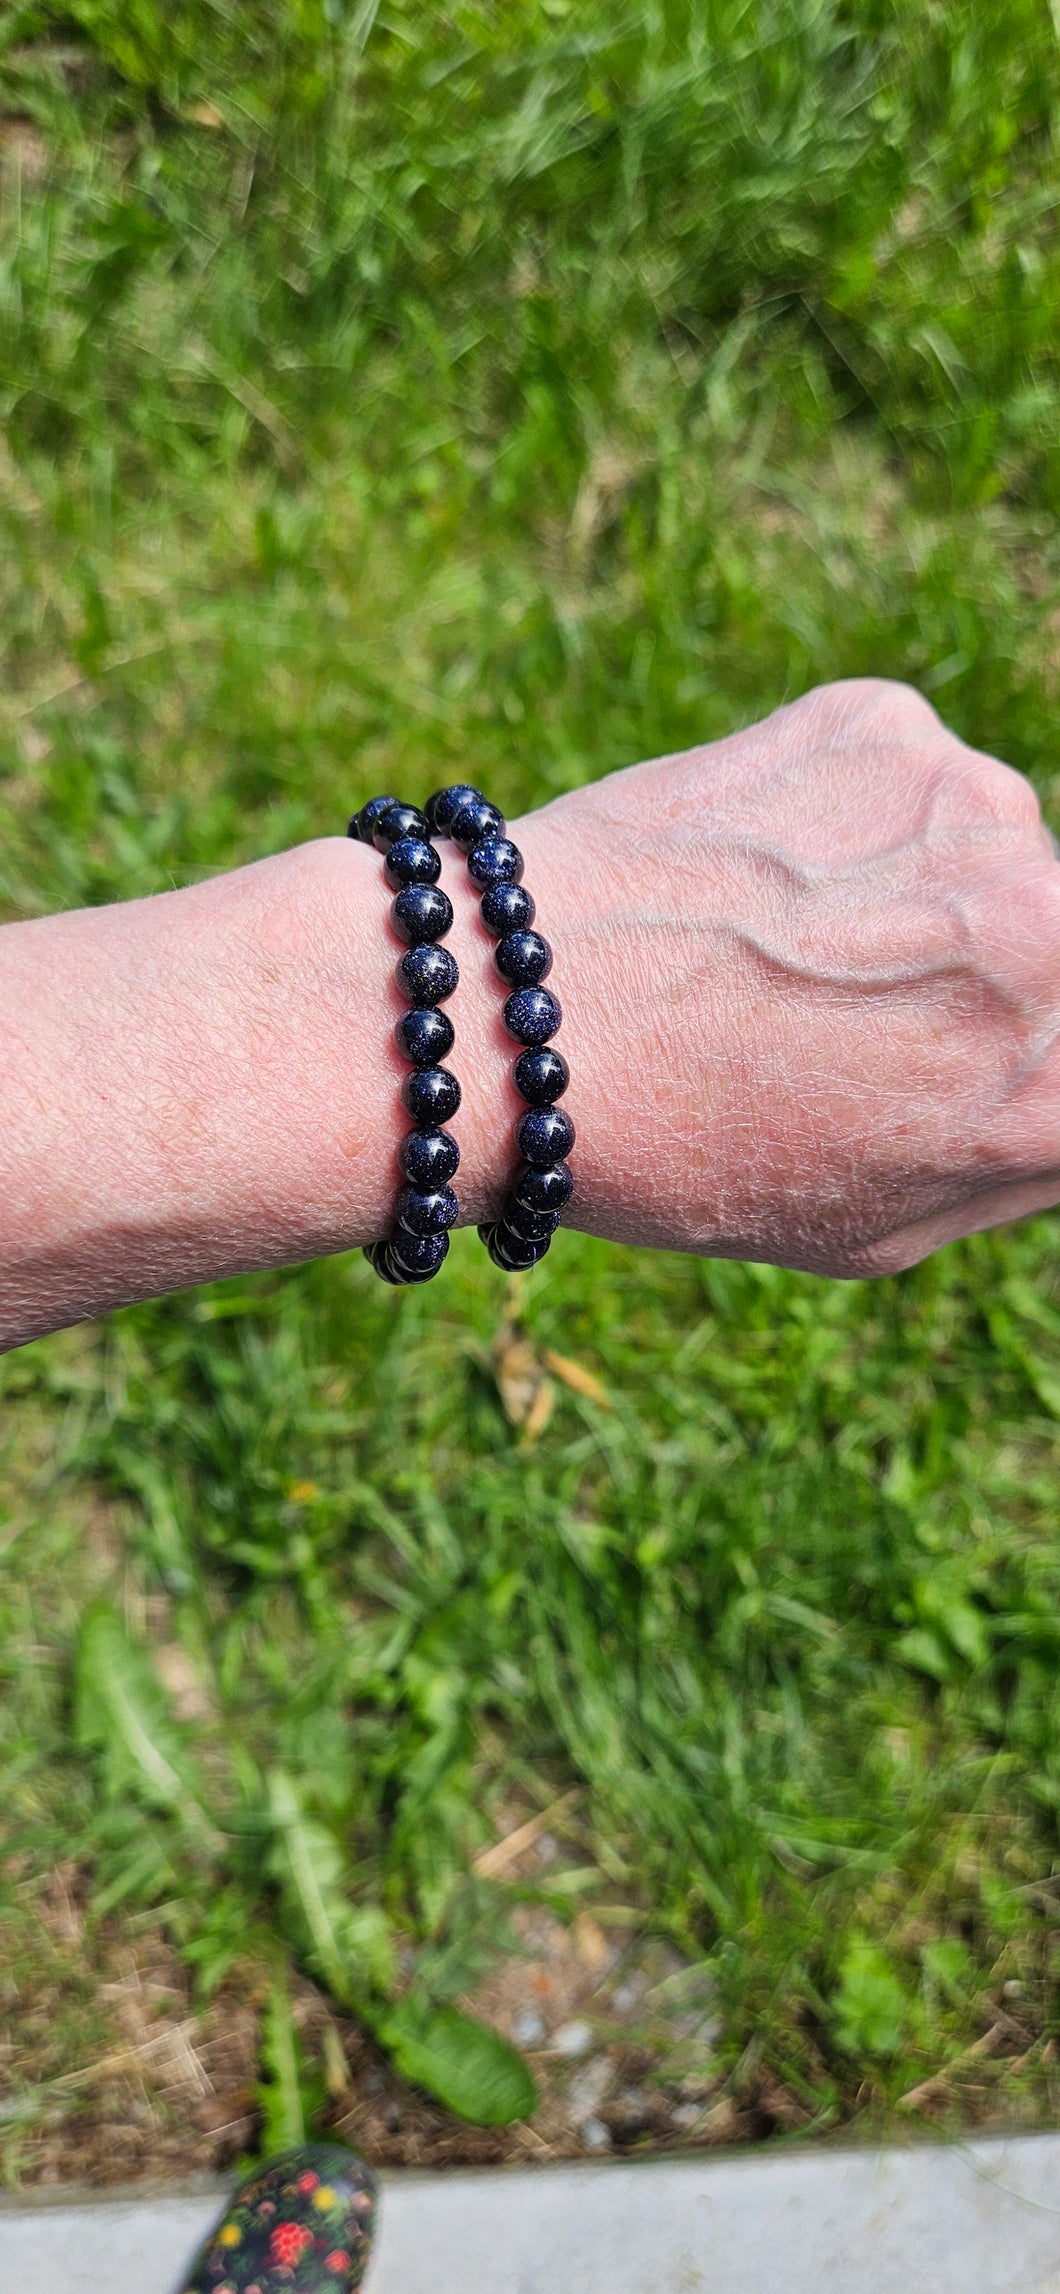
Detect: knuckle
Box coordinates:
(817, 677, 941, 734)
(943, 746, 1042, 830)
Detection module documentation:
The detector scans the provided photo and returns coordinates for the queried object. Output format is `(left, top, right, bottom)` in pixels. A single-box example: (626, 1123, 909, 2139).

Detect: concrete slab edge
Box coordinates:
(2, 2133, 1060, 2293)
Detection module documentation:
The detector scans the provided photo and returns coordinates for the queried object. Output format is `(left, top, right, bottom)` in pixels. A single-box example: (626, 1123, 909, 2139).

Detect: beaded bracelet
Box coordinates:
(424, 783, 574, 1272)
(348, 794, 462, 1285)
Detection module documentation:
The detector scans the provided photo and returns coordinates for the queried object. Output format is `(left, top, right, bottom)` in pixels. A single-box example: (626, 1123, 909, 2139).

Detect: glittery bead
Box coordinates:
(468, 836, 524, 889)
(384, 835, 441, 889)
(425, 783, 482, 834)
(353, 794, 398, 843)
(481, 1223, 552, 1271)
(495, 928, 552, 987)
(400, 1126, 460, 1187)
(479, 881, 536, 935)
(451, 798, 505, 852)
(516, 1105, 575, 1166)
(365, 1239, 405, 1284)
(398, 943, 459, 1007)
(389, 1229, 450, 1279)
(513, 1045, 569, 1104)
(396, 1182, 459, 1236)
(402, 1065, 461, 1124)
(503, 986, 562, 1044)
(502, 1197, 562, 1243)
(395, 1006, 455, 1067)
(391, 885, 454, 944)
(372, 801, 428, 850)
(513, 1158, 573, 1213)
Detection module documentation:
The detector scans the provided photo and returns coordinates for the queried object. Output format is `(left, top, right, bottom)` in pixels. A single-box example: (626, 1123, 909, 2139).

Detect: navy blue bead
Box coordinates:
(395, 1231, 450, 1273)
(503, 986, 562, 1044)
(502, 1197, 562, 1243)
(395, 1006, 454, 1067)
(481, 1223, 552, 1272)
(389, 1229, 450, 1279)
(480, 881, 536, 935)
(398, 944, 459, 1007)
(396, 1182, 459, 1236)
(514, 1158, 573, 1212)
(372, 801, 428, 850)
(495, 928, 552, 987)
(385, 835, 441, 890)
(468, 836, 524, 889)
(425, 783, 481, 834)
(353, 794, 398, 843)
(516, 1105, 575, 1167)
(513, 1045, 569, 1104)
(402, 1065, 461, 1124)
(451, 798, 505, 852)
(366, 1239, 405, 1284)
(391, 885, 454, 945)
(400, 1126, 460, 1187)
(497, 1218, 555, 1267)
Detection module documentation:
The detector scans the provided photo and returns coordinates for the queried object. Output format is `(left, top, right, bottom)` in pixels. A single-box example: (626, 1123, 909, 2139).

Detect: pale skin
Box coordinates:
(2, 676, 1059, 1352)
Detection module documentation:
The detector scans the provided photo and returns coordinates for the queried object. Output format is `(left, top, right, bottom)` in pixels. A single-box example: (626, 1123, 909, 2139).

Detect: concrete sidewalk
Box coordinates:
(2, 2135, 1060, 2292)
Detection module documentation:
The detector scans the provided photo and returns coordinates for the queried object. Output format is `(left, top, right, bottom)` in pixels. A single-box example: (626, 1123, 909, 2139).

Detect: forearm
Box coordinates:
(0, 835, 544, 1348)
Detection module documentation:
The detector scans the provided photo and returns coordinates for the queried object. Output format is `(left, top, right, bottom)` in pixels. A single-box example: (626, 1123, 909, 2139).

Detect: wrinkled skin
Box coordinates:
(516, 679, 1060, 1275)
(3, 676, 1058, 1349)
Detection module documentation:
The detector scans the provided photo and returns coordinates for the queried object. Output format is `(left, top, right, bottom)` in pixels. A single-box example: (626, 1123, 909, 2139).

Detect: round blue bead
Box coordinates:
(398, 944, 459, 1007)
(396, 1183, 459, 1236)
(395, 1006, 455, 1067)
(482, 1223, 552, 1272)
(503, 986, 562, 1044)
(516, 1105, 575, 1167)
(480, 881, 536, 935)
(400, 1127, 460, 1187)
(513, 1158, 573, 1213)
(513, 1045, 569, 1104)
(391, 885, 454, 944)
(365, 1239, 406, 1284)
(353, 794, 398, 843)
(426, 783, 482, 834)
(385, 835, 441, 889)
(502, 1197, 562, 1243)
(372, 801, 428, 850)
(468, 836, 524, 889)
(451, 798, 505, 852)
(389, 1228, 450, 1277)
(495, 928, 552, 987)
(402, 1065, 461, 1124)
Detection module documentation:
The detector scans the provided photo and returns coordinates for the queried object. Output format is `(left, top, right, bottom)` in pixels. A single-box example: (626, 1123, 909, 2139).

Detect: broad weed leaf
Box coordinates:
(74, 1602, 221, 1849)
(377, 1998, 537, 2125)
(265, 1767, 396, 2008)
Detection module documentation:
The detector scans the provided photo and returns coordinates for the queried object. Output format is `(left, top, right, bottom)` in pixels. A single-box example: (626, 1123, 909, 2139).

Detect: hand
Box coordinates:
(515, 679, 1060, 1275)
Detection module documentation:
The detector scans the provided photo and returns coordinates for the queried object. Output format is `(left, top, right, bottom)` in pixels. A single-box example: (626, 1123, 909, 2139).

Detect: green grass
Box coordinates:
(4, 0, 1060, 2170)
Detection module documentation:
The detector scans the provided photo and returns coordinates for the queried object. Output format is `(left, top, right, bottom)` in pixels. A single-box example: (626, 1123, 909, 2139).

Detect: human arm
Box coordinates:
(1, 676, 1058, 1349)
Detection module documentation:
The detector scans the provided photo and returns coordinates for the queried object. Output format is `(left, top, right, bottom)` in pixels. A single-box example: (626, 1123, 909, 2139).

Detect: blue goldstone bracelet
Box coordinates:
(424, 783, 574, 1272)
(348, 794, 461, 1285)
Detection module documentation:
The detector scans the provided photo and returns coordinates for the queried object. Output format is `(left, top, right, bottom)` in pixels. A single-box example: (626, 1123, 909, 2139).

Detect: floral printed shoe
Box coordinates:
(179, 2143, 377, 2292)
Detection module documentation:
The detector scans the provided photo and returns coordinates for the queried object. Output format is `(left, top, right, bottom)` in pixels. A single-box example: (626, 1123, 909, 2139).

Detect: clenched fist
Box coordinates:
(514, 679, 1060, 1276)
